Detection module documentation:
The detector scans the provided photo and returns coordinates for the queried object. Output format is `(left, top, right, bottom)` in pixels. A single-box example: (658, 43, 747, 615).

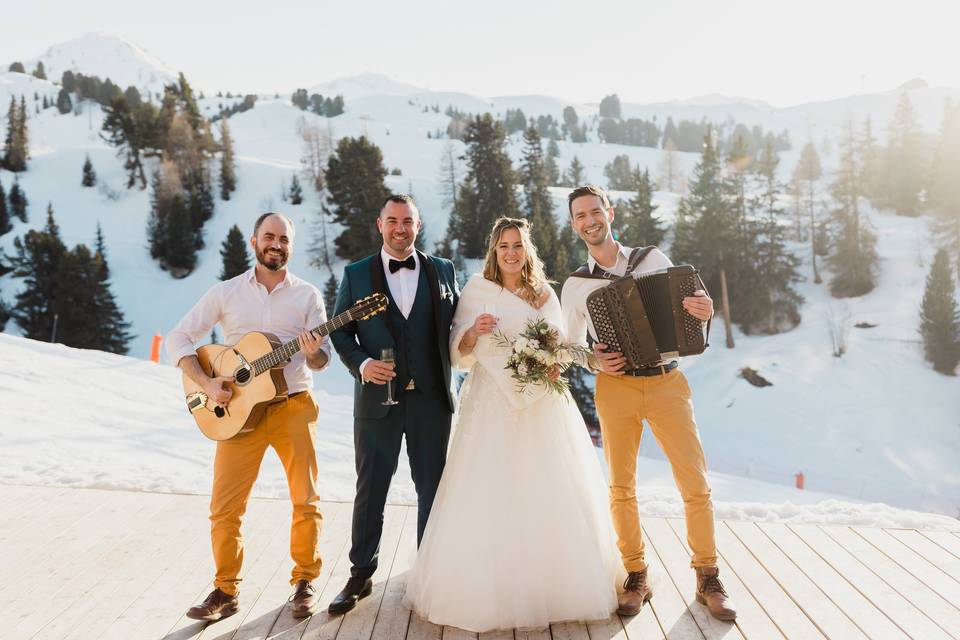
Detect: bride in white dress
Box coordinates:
(403, 217, 621, 632)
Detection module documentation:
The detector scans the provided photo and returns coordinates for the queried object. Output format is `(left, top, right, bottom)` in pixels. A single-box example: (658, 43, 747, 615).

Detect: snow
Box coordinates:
(0, 33, 958, 526)
(1, 333, 955, 531)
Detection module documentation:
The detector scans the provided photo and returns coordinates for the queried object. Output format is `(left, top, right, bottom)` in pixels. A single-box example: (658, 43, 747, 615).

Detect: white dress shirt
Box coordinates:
(561, 243, 674, 364)
(360, 247, 421, 380)
(165, 267, 332, 393)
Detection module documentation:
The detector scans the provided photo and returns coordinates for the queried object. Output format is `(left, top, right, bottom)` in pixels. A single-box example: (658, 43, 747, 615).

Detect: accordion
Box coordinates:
(586, 265, 710, 369)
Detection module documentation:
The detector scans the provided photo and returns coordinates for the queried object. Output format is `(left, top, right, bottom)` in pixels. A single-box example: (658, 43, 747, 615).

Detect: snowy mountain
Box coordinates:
(0, 35, 958, 521)
(17, 33, 178, 98)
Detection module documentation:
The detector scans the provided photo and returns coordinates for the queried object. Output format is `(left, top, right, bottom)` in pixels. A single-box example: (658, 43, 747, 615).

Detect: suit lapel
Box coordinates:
(370, 253, 398, 342)
(417, 250, 443, 337)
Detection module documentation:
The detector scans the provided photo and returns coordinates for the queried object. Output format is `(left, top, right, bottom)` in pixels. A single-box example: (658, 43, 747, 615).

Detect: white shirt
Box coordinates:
(165, 267, 332, 393)
(561, 243, 674, 362)
(360, 247, 422, 380)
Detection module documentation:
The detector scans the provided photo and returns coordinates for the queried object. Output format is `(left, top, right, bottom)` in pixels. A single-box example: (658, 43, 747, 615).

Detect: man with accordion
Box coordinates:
(561, 185, 736, 623)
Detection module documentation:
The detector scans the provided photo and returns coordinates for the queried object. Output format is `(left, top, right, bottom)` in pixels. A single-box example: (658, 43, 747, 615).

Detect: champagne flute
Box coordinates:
(481, 303, 498, 330)
(381, 348, 399, 406)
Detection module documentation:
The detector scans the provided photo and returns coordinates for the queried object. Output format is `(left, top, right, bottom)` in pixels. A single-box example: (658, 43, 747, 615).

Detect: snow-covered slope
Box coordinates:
(17, 33, 178, 97)
(1, 333, 955, 530)
(0, 36, 958, 520)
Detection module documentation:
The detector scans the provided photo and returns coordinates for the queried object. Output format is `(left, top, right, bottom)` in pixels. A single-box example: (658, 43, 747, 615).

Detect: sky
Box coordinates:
(1, 0, 954, 107)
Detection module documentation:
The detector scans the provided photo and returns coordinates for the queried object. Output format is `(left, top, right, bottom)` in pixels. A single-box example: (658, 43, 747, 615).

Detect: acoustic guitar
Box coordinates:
(182, 293, 388, 440)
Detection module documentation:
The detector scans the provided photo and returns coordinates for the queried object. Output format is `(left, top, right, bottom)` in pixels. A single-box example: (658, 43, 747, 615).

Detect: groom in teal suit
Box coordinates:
(328, 194, 459, 615)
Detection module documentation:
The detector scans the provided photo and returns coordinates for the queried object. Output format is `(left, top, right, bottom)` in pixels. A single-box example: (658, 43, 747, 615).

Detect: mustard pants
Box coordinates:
(596, 369, 717, 571)
(210, 392, 322, 596)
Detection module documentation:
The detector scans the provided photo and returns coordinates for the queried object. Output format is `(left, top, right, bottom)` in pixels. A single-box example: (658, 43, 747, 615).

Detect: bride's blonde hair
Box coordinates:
(481, 217, 551, 302)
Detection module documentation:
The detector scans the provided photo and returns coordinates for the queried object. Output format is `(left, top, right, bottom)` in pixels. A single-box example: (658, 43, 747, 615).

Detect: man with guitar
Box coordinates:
(167, 212, 331, 622)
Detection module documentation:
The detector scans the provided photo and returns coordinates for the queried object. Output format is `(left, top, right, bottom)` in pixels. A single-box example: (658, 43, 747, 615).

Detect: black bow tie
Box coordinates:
(388, 255, 416, 273)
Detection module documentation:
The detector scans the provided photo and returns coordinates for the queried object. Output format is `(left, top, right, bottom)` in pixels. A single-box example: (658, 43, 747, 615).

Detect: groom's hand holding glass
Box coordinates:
(362, 358, 396, 385)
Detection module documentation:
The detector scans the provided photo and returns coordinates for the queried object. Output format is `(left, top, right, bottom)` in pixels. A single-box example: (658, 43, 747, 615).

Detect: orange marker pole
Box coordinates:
(150, 334, 163, 363)
(795, 471, 805, 490)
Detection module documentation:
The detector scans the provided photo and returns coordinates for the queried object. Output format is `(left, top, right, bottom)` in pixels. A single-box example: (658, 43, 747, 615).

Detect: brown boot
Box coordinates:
(290, 579, 319, 618)
(186, 588, 239, 621)
(617, 569, 653, 616)
(695, 566, 737, 622)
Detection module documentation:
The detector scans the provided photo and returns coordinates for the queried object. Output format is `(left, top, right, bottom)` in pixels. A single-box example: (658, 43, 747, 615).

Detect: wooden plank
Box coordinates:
(444, 626, 478, 640)
(0, 487, 128, 589)
(789, 523, 951, 640)
(854, 527, 960, 611)
(162, 497, 295, 640)
(664, 519, 783, 640)
(0, 486, 70, 539)
(265, 501, 351, 640)
(643, 519, 742, 640)
(301, 504, 406, 640)
(24, 493, 181, 640)
(821, 525, 960, 639)
(333, 504, 407, 640)
(97, 494, 214, 640)
(407, 613, 443, 640)
(725, 521, 867, 640)
(585, 615, 630, 640)
(512, 628, 549, 640)
(756, 522, 905, 639)
(713, 521, 824, 639)
(919, 530, 960, 561)
(0, 484, 57, 514)
(886, 529, 960, 581)
(478, 629, 514, 640)
(2, 490, 169, 639)
(550, 621, 589, 639)
(368, 508, 415, 640)
(632, 523, 704, 640)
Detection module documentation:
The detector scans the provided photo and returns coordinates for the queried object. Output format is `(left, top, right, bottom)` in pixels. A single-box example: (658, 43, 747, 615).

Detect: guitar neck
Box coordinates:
(251, 308, 355, 375)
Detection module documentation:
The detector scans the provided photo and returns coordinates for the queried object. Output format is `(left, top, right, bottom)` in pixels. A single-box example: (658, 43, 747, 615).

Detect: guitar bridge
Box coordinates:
(186, 391, 209, 414)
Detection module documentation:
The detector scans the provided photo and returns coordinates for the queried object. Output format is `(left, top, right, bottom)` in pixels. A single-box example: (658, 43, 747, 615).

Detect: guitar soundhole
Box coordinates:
(214, 406, 225, 418)
(235, 368, 251, 384)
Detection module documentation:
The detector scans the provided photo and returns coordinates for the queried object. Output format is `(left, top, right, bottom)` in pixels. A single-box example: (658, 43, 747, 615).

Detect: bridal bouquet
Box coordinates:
(494, 318, 591, 396)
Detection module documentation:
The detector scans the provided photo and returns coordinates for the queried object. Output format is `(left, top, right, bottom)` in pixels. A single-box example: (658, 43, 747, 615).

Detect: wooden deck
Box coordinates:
(1, 485, 958, 640)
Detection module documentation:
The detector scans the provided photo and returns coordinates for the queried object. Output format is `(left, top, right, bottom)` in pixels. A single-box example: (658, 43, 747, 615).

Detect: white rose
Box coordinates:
(513, 336, 528, 353)
(517, 363, 529, 376)
(528, 339, 541, 350)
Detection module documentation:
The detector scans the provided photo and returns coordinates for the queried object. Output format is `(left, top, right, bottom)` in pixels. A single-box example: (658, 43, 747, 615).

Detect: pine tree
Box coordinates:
(218, 118, 236, 200)
(657, 138, 682, 192)
(2, 95, 29, 172)
(545, 138, 561, 185)
(219, 224, 251, 280)
(101, 96, 148, 189)
(603, 154, 636, 191)
(8, 62, 25, 73)
(928, 102, 960, 275)
(55, 87, 72, 114)
(793, 141, 823, 283)
(919, 248, 960, 374)
(857, 117, 881, 203)
(326, 136, 391, 262)
(32, 62, 47, 80)
(164, 193, 197, 275)
(289, 173, 304, 205)
(827, 117, 879, 298)
(0, 179, 9, 236)
(671, 126, 737, 346)
(81, 154, 97, 187)
(879, 92, 925, 216)
(90, 224, 133, 354)
(10, 204, 66, 341)
(323, 272, 340, 316)
(452, 114, 518, 257)
(519, 126, 558, 276)
(562, 155, 585, 187)
(8, 178, 28, 222)
(615, 168, 665, 248)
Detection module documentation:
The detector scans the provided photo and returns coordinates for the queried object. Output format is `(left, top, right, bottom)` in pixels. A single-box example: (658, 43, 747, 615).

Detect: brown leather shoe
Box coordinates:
(290, 579, 319, 618)
(695, 566, 737, 622)
(186, 588, 239, 621)
(617, 569, 653, 616)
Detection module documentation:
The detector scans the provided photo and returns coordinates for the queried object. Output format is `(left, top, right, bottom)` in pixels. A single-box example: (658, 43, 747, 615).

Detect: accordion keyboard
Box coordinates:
(678, 275, 702, 345)
(587, 295, 622, 352)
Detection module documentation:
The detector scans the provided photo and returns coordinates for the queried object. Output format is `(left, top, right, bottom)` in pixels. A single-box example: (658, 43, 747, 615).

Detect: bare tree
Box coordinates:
(826, 302, 851, 357)
(437, 140, 461, 211)
(297, 116, 333, 192)
(657, 138, 682, 192)
(793, 142, 823, 284)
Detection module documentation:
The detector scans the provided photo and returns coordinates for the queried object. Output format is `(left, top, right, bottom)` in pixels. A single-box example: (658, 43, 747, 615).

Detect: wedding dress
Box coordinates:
(403, 275, 620, 632)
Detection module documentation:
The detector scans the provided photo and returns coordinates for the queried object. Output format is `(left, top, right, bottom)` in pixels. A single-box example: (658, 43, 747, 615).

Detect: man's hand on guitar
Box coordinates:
(204, 375, 235, 406)
(593, 343, 627, 376)
(682, 290, 713, 321)
(362, 360, 396, 385)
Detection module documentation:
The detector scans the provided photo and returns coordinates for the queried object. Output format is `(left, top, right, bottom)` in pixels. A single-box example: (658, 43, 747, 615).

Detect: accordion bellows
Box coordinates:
(586, 265, 710, 369)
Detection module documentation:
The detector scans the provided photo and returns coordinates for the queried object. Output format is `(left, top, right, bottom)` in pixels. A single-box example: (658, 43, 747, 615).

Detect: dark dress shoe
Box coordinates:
(290, 579, 319, 618)
(328, 577, 373, 615)
(186, 588, 239, 621)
